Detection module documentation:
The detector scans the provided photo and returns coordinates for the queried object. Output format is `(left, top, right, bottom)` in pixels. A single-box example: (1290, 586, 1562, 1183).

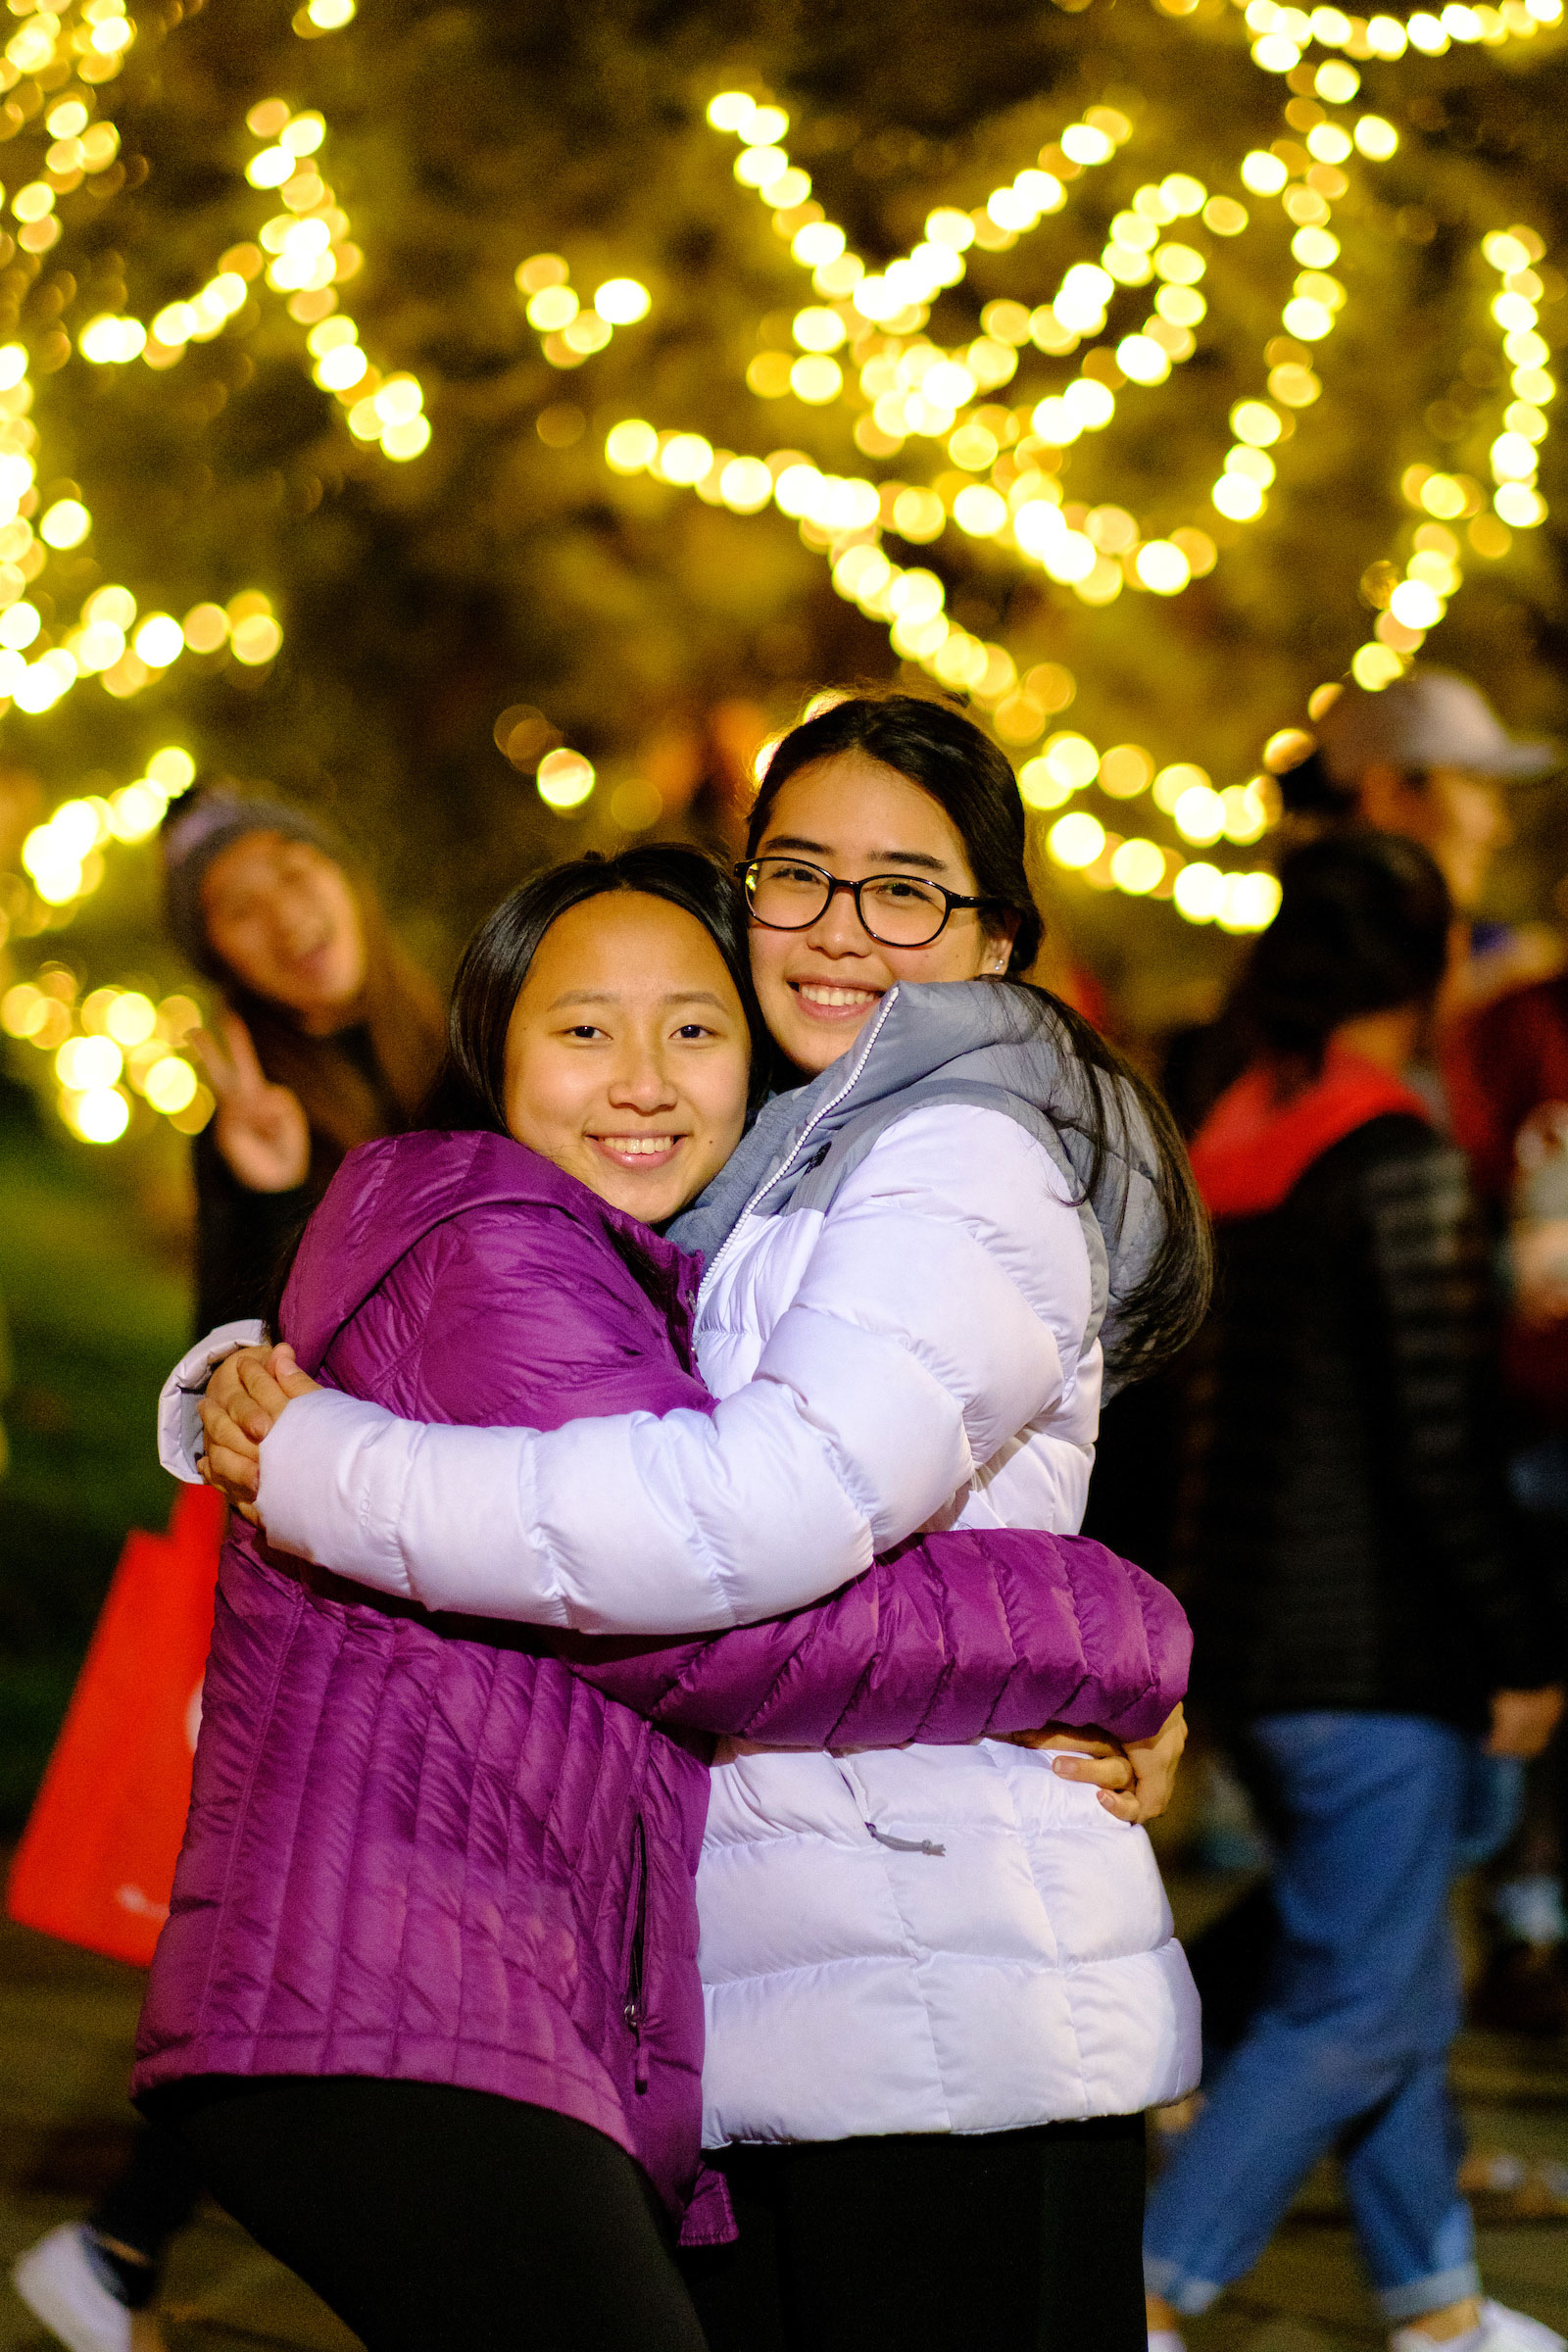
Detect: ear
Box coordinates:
(983, 908, 1020, 975)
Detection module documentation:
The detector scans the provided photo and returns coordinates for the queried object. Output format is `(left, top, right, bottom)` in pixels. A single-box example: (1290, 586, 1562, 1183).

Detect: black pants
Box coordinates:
(84, 2120, 204, 2308)
(144, 2077, 708, 2352)
(682, 2115, 1149, 2352)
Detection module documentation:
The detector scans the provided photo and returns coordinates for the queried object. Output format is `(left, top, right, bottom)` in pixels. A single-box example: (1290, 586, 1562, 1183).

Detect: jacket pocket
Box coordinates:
(624, 1814, 650, 2095)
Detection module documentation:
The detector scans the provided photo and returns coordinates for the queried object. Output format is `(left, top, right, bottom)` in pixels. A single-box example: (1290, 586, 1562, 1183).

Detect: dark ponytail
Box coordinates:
(751, 692, 1211, 1384)
(423, 844, 772, 1131)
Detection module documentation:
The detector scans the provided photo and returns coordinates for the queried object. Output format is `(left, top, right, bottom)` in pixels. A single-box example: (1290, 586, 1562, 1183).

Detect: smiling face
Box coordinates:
(502, 891, 752, 1222)
(748, 751, 1015, 1077)
(201, 830, 367, 1029)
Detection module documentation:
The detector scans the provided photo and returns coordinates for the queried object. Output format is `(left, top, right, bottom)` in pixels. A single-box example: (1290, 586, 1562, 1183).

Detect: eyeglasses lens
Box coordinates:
(747, 858, 948, 946)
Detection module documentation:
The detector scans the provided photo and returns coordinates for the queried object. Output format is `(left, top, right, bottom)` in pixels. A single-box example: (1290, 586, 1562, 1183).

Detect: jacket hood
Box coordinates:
(1190, 1046, 1432, 1220)
(280, 1127, 698, 1376)
(671, 979, 1167, 1389)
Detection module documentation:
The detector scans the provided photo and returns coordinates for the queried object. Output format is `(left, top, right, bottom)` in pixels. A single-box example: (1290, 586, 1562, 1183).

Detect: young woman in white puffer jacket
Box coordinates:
(174, 695, 1211, 2352)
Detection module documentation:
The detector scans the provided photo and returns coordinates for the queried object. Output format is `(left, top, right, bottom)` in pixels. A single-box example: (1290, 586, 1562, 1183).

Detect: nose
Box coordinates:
(274, 883, 321, 951)
(802, 883, 874, 958)
(606, 1037, 680, 1114)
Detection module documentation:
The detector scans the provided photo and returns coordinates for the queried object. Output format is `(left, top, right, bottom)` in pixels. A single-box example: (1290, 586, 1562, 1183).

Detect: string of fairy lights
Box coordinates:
(4, 747, 212, 1144)
(1, 0, 1564, 1147)
(0, 0, 294, 742)
(0, 39, 429, 729)
(576, 19, 1557, 929)
(78, 96, 428, 462)
(0, 2, 424, 1141)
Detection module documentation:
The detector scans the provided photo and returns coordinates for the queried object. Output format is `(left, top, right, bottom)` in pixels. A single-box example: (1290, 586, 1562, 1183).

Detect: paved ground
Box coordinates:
(0, 1884, 1563, 2352)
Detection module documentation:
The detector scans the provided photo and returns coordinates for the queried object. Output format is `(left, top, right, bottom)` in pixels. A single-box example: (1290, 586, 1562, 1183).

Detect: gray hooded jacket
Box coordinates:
(674, 978, 1168, 1400)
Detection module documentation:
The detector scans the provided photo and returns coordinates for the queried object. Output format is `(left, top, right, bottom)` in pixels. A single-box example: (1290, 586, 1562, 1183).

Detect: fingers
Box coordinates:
(1017, 1728, 1120, 1758)
(1051, 1752, 1134, 1792)
(1122, 1707, 1188, 1810)
(267, 1342, 320, 1401)
(200, 1394, 262, 1466)
(199, 1456, 263, 1524)
(189, 1027, 236, 1096)
(235, 1351, 303, 1427)
(209, 1345, 273, 1418)
(206, 1375, 273, 1447)
(219, 1010, 267, 1090)
(1097, 1789, 1143, 1823)
(1127, 1771, 1175, 1822)
(202, 1434, 262, 1502)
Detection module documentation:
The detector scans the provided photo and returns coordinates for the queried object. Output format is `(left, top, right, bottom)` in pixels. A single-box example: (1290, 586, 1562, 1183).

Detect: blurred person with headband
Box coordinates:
(161, 785, 447, 1334)
(12, 787, 443, 2352)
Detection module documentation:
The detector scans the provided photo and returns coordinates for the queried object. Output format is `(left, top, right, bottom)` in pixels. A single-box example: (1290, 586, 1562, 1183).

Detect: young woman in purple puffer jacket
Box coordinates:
(137, 847, 1191, 2352)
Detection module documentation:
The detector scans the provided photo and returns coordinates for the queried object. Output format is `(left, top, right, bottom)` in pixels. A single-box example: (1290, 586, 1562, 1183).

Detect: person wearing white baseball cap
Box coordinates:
(1156, 670, 1559, 1135)
(1275, 667, 1558, 916)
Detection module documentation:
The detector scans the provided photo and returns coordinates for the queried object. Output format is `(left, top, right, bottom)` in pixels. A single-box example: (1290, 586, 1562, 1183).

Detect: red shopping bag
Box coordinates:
(6, 1482, 224, 1967)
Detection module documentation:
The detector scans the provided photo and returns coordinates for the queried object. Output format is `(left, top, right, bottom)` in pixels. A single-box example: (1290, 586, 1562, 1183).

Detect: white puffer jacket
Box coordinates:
(159, 983, 1200, 2142)
(689, 1099, 1196, 2143)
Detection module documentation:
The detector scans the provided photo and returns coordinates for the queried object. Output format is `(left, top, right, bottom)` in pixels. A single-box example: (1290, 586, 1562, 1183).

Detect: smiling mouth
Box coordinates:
(789, 981, 884, 1016)
(590, 1134, 685, 1165)
(287, 937, 335, 972)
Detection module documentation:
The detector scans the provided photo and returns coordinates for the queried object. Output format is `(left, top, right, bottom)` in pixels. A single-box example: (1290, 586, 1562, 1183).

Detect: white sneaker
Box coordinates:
(11, 2225, 132, 2352)
(1392, 2301, 1567, 2352)
(1476, 2306, 1568, 2352)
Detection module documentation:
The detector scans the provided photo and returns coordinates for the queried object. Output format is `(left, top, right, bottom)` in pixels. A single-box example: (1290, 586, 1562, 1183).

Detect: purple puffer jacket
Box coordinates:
(135, 1130, 1189, 2241)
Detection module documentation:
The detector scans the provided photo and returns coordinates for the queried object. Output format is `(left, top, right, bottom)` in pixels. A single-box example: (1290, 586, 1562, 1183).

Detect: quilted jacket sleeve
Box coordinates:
(254, 1107, 1093, 1633)
(158, 1319, 269, 1484)
(555, 1530, 1188, 1745)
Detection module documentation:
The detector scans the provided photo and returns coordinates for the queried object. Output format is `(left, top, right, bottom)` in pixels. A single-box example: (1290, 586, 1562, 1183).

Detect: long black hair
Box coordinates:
(750, 692, 1211, 1383)
(1235, 828, 1452, 1075)
(424, 844, 773, 1131)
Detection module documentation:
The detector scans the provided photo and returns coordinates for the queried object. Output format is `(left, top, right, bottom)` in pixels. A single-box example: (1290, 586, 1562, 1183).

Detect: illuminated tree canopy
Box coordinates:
(1, 0, 1566, 1140)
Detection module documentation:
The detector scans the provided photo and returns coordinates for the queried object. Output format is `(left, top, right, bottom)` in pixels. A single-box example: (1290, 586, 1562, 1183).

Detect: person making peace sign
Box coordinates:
(163, 787, 445, 1332)
(14, 791, 444, 2350)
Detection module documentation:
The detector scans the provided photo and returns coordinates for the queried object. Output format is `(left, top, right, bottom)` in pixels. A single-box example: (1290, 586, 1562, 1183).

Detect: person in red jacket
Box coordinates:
(1444, 961, 1568, 2034)
(1146, 831, 1563, 2352)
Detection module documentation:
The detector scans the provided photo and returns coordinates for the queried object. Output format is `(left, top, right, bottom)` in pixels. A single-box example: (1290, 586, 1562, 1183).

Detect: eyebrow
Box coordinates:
(761, 833, 954, 875)
(546, 989, 732, 1011)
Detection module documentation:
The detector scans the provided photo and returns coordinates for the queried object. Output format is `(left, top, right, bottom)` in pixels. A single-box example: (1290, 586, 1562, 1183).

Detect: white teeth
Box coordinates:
(797, 984, 877, 1009)
(597, 1136, 677, 1155)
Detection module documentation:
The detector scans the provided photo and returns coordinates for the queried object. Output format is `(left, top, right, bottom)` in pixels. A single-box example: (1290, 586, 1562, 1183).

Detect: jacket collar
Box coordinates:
(669, 979, 1161, 1312)
(282, 1127, 699, 1374)
(1190, 1045, 1433, 1221)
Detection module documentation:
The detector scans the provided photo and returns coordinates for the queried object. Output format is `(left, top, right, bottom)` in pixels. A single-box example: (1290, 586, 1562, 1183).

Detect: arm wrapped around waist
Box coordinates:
(556, 1527, 1190, 1748)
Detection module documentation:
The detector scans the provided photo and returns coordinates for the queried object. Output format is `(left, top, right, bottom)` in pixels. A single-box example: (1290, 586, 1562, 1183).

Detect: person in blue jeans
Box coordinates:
(1146, 832, 1564, 2352)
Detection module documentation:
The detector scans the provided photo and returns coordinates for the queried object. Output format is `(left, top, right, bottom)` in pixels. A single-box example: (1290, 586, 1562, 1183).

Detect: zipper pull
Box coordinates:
(865, 1821, 946, 1857)
(625, 1999, 650, 2092)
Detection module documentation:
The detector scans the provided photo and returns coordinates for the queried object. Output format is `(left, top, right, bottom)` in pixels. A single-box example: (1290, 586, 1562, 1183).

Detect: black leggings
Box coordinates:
(682, 2116, 1149, 2352)
(144, 2077, 708, 2352)
(84, 2120, 204, 2307)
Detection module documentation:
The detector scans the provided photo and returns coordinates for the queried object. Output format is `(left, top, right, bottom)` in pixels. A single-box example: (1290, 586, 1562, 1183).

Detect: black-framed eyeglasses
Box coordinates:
(736, 856, 993, 950)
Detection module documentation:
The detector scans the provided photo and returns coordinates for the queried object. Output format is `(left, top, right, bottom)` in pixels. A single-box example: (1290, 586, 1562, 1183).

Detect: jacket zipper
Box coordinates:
(624, 1815, 650, 2094)
(697, 987, 902, 1309)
